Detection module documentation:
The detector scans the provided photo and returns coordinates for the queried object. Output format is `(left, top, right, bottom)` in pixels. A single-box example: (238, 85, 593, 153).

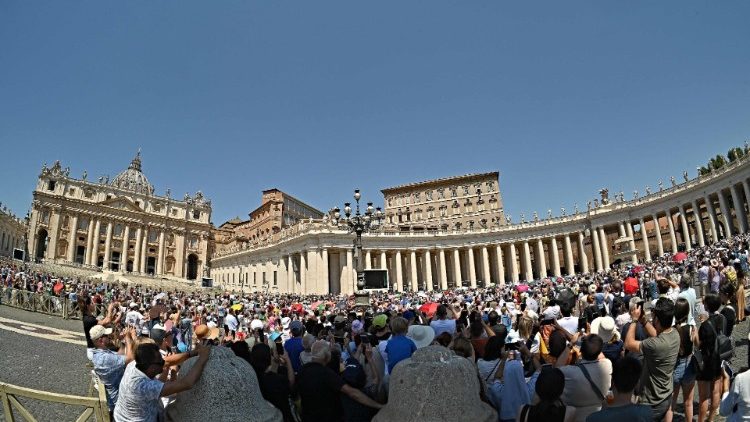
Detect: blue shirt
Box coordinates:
(385, 334, 417, 373)
(284, 336, 305, 373)
(91, 349, 126, 410)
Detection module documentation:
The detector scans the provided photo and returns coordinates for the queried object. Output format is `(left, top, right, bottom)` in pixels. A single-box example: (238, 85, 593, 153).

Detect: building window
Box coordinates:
(193, 210, 201, 220)
(84, 189, 94, 199)
(254, 273, 257, 285)
(273, 271, 277, 286)
(47, 180, 56, 191)
(68, 188, 76, 195)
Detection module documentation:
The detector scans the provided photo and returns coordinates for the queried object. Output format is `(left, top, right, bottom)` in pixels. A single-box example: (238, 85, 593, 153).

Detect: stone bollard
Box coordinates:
(373, 345, 497, 422)
(166, 346, 282, 422)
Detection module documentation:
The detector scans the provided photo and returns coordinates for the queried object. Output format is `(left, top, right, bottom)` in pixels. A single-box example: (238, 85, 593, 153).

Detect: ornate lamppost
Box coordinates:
(332, 189, 384, 303)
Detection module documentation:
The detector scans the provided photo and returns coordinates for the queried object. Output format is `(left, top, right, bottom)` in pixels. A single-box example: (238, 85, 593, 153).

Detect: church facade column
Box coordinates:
(121, 225, 130, 271)
(691, 200, 705, 247)
(380, 251, 387, 270)
(287, 254, 294, 293)
(639, 218, 651, 261)
(481, 246, 491, 287)
(508, 243, 519, 282)
(46, 209, 61, 260)
(598, 227, 610, 269)
(550, 237, 561, 277)
(467, 247, 477, 288)
(321, 248, 329, 294)
(103, 221, 113, 269)
(424, 250, 434, 291)
(536, 238, 547, 278)
(495, 245, 505, 286)
(577, 232, 589, 273)
(563, 235, 574, 276)
(156, 230, 165, 275)
(140, 227, 149, 273)
(625, 221, 638, 263)
(85, 218, 96, 265)
(730, 184, 748, 233)
(652, 214, 664, 256)
(299, 251, 307, 293)
(522, 241, 533, 281)
(704, 194, 719, 242)
(365, 250, 372, 270)
(678, 205, 692, 250)
(666, 210, 678, 253)
(410, 250, 419, 291)
(591, 228, 603, 271)
(395, 250, 403, 292)
(66, 214, 78, 262)
(439, 248, 448, 290)
(718, 190, 734, 238)
(448, 248, 459, 287)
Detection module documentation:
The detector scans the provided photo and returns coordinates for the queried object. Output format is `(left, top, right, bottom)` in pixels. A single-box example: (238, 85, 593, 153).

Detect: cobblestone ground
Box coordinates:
(1, 302, 749, 421)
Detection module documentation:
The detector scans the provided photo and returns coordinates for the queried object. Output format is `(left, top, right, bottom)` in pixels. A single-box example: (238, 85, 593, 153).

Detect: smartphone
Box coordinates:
(722, 361, 734, 379)
(577, 317, 587, 331)
(275, 341, 284, 355)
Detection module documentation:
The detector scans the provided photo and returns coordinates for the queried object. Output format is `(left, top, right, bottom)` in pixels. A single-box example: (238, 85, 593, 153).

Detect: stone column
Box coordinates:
(467, 247, 477, 288)
(85, 218, 96, 265)
(522, 241, 533, 281)
(625, 221, 638, 263)
(439, 248, 448, 290)
(299, 251, 307, 293)
(321, 248, 329, 294)
(157, 230, 165, 275)
(424, 250, 434, 290)
(666, 211, 678, 253)
(563, 235, 574, 276)
(365, 250, 372, 270)
(103, 221, 113, 269)
(652, 214, 664, 256)
(591, 229, 603, 271)
(410, 250, 419, 291)
(67, 214, 78, 262)
(380, 251, 387, 270)
(577, 232, 589, 273)
(509, 243, 519, 282)
(639, 218, 651, 261)
(46, 209, 61, 260)
(718, 190, 734, 238)
(122, 225, 130, 270)
(133, 227, 142, 273)
(678, 205, 692, 250)
(618, 222, 626, 238)
(743, 179, 750, 231)
(549, 237, 561, 277)
(481, 246, 491, 287)
(287, 255, 294, 293)
(495, 245, 505, 286)
(395, 250, 403, 292)
(731, 184, 748, 233)
(536, 239, 547, 278)
(704, 194, 720, 242)
(140, 227, 149, 273)
(598, 227, 610, 269)
(453, 248, 462, 287)
(691, 200, 705, 247)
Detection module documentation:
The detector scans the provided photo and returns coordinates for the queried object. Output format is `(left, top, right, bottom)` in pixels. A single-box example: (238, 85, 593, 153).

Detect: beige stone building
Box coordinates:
(27, 153, 212, 280)
(0, 206, 26, 258)
(214, 189, 323, 254)
(211, 157, 750, 294)
(381, 172, 505, 232)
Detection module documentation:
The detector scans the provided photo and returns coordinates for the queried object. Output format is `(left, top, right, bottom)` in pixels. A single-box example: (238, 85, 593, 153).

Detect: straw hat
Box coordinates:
(590, 316, 618, 343)
(195, 324, 220, 341)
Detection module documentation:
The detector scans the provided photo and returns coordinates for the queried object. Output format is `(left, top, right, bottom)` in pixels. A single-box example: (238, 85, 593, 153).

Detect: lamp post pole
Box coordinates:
(332, 189, 384, 301)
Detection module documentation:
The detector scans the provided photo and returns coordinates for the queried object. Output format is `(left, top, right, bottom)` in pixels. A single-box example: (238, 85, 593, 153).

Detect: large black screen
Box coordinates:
(363, 269, 388, 290)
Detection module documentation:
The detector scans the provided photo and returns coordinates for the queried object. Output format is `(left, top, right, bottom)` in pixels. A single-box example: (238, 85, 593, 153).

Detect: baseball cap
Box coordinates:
(372, 314, 388, 329)
(403, 310, 415, 321)
(290, 320, 304, 335)
(342, 357, 366, 388)
(89, 325, 113, 341)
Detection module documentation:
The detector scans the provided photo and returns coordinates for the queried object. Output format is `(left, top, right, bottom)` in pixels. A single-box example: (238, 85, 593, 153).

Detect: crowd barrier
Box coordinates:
(0, 287, 106, 320)
(0, 380, 110, 422)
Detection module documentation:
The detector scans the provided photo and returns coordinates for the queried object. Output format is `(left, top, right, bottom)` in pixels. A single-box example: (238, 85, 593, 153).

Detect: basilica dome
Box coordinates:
(111, 150, 155, 195)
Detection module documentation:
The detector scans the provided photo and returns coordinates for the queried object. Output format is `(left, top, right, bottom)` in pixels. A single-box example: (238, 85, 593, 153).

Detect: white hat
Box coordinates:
(89, 325, 113, 341)
(281, 316, 291, 329)
(590, 316, 617, 343)
(407, 325, 436, 349)
(129, 302, 139, 309)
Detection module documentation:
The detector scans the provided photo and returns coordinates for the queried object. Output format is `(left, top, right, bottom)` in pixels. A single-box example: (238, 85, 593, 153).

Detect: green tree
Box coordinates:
(709, 154, 727, 170)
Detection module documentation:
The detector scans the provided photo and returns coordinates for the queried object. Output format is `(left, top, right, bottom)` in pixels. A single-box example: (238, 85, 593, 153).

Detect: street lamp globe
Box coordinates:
(353, 189, 361, 202)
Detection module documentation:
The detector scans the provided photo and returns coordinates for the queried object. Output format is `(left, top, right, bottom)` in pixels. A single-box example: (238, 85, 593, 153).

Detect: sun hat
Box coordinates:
(590, 316, 617, 343)
(89, 325, 113, 341)
(195, 324, 220, 340)
(407, 325, 436, 349)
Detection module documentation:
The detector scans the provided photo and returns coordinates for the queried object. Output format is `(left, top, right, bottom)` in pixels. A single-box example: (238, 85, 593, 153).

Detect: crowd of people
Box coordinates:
(3, 233, 750, 422)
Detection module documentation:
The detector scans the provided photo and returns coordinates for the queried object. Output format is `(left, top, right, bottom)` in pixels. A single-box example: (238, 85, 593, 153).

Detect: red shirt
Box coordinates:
(624, 277, 639, 295)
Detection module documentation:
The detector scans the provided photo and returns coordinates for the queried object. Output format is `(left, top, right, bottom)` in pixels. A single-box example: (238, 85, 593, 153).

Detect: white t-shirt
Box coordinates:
(430, 319, 456, 337)
(225, 314, 238, 331)
(557, 316, 579, 334)
(125, 311, 144, 328)
(114, 361, 165, 422)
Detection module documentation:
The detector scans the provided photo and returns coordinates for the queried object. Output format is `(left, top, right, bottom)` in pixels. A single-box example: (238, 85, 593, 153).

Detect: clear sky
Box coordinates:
(1, 1, 749, 225)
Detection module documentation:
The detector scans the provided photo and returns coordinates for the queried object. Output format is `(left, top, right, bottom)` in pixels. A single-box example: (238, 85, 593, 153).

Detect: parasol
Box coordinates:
(673, 252, 688, 262)
(419, 302, 438, 317)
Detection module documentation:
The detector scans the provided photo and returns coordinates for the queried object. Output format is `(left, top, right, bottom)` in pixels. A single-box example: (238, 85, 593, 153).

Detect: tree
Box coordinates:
(709, 154, 727, 170)
(728, 147, 745, 163)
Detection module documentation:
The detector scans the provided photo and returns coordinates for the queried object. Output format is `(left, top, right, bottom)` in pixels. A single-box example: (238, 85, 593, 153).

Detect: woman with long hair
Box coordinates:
(671, 298, 697, 422)
(516, 366, 575, 422)
(696, 322, 722, 422)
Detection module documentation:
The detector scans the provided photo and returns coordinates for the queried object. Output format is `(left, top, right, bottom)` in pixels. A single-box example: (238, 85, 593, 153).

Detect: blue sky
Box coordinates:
(1, 1, 749, 225)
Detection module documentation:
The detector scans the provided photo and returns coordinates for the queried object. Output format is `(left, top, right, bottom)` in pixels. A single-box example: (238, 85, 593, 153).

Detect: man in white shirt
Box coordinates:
(125, 302, 144, 329)
(224, 308, 238, 336)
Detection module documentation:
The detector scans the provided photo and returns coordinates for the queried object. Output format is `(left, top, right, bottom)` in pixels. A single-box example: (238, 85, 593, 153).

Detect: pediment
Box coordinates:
(99, 197, 143, 212)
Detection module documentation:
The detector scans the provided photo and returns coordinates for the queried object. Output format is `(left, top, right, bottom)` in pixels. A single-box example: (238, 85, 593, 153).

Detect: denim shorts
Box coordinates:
(673, 356, 696, 385)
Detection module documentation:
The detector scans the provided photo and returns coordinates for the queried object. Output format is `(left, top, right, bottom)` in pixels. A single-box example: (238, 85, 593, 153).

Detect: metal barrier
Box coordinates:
(0, 380, 110, 422)
(0, 287, 106, 320)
